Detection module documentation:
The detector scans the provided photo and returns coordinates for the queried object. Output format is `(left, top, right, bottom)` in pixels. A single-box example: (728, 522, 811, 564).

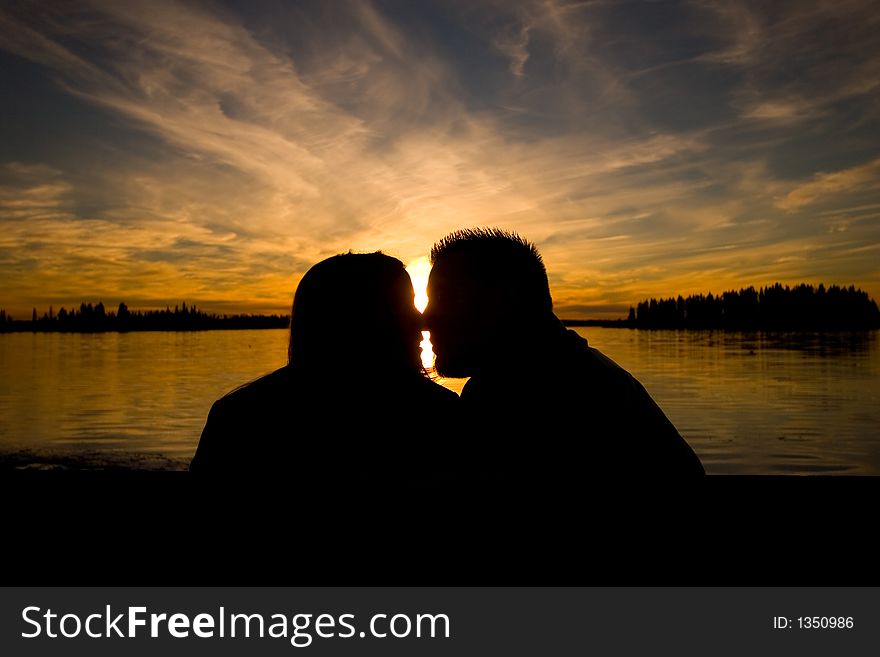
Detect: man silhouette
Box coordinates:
(424, 228, 704, 480)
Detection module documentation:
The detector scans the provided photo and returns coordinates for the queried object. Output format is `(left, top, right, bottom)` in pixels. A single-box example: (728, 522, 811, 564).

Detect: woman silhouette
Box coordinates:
(190, 253, 459, 486)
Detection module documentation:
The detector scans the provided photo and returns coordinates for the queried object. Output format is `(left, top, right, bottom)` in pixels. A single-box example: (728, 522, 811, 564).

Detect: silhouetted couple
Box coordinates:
(191, 228, 704, 484)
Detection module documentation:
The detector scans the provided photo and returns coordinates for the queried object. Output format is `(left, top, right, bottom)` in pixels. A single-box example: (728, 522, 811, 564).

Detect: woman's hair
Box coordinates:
(288, 252, 422, 375)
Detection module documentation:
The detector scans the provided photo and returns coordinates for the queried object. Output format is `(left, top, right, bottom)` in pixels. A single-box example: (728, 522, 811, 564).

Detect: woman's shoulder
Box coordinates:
(411, 374, 458, 400)
(411, 374, 460, 401)
(371, 373, 461, 414)
(212, 366, 296, 411)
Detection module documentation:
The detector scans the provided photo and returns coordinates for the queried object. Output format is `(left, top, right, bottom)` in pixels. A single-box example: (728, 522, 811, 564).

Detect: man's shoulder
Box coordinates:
(555, 330, 636, 387)
(459, 330, 619, 399)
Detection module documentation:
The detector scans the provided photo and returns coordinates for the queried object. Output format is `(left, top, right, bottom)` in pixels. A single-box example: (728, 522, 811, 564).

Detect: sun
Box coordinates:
(405, 256, 431, 313)
(406, 257, 435, 370)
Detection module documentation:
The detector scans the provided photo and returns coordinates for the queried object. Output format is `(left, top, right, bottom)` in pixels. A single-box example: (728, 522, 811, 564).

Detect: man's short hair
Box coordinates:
(430, 228, 553, 313)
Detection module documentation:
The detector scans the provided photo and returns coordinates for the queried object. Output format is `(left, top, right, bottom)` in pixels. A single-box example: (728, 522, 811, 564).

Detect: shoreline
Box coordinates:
(0, 447, 190, 472)
(1, 323, 878, 333)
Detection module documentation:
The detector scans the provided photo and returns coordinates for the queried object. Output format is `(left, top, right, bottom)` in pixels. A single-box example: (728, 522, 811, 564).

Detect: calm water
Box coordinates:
(0, 328, 878, 474)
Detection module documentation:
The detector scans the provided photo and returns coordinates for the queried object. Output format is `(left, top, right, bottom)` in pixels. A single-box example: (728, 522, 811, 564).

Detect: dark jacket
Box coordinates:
(460, 328, 704, 480)
(190, 365, 460, 487)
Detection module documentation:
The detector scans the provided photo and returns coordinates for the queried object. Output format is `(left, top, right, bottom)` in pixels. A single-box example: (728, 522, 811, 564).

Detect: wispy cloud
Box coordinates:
(777, 159, 880, 211)
(493, 24, 531, 78)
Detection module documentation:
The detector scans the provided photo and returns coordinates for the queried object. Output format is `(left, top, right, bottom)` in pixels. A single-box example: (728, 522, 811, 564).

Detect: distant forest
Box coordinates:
(0, 302, 289, 333)
(628, 283, 880, 330)
(1, 282, 878, 333)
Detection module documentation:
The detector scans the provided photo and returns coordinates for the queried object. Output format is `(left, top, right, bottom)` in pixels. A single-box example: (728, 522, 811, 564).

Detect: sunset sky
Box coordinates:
(1, 0, 878, 319)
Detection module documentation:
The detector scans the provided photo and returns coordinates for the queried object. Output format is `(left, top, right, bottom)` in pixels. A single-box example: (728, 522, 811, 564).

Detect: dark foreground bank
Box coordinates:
(2, 469, 877, 586)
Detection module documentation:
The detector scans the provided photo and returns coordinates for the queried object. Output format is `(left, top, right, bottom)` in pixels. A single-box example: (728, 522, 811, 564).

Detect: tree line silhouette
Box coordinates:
(2, 282, 878, 333)
(0, 302, 289, 333)
(628, 283, 880, 330)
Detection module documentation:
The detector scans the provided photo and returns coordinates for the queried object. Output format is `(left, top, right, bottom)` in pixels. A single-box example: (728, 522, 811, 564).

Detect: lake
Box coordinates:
(0, 328, 877, 474)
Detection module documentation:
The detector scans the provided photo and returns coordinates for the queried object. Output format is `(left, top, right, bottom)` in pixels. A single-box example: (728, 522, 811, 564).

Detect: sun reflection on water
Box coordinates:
(420, 330, 435, 370)
(407, 258, 436, 371)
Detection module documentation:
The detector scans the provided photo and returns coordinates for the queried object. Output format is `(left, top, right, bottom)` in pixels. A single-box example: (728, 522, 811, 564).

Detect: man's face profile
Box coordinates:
(424, 257, 491, 378)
